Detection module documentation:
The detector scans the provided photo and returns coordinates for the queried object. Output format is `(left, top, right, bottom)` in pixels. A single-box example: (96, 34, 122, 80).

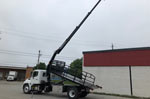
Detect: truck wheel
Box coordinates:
(80, 91, 88, 98)
(23, 84, 30, 94)
(67, 87, 79, 99)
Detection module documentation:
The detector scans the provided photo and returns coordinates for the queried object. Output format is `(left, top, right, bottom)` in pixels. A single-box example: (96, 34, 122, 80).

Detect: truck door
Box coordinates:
(31, 71, 40, 84)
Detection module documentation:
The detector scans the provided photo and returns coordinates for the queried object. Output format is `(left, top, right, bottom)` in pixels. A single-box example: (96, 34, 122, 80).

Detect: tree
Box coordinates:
(69, 58, 82, 78)
(34, 62, 46, 70)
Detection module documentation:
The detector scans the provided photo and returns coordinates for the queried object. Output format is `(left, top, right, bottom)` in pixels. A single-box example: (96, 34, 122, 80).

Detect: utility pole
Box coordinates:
(37, 50, 41, 64)
(0, 31, 2, 40)
(111, 43, 114, 50)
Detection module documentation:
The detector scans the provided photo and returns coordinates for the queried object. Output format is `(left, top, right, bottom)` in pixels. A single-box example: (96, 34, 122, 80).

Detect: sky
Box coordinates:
(0, 0, 150, 67)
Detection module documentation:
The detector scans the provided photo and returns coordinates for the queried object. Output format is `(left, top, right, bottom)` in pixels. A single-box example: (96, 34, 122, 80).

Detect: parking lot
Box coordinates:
(0, 81, 134, 99)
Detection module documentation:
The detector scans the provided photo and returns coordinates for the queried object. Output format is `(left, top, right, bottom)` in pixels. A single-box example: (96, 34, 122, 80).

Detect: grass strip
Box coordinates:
(92, 92, 150, 99)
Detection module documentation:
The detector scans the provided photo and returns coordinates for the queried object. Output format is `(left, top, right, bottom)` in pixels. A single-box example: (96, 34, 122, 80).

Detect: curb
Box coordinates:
(91, 92, 150, 99)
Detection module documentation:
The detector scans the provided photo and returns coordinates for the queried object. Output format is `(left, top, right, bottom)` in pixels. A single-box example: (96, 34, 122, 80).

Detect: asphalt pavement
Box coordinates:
(0, 81, 134, 99)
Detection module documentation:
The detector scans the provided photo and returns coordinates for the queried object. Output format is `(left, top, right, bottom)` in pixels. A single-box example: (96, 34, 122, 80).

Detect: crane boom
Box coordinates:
(46, 0, 101, 78)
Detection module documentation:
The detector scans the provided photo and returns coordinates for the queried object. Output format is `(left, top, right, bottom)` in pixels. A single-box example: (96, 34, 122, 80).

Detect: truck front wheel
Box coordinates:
(67, 87, 79, 99)
(23, 84, 30, 94)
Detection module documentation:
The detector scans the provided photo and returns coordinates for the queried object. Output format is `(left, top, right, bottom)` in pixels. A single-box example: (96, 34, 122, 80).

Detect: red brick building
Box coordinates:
(83, 47, 150, 97)
(84, 47, 150, 66)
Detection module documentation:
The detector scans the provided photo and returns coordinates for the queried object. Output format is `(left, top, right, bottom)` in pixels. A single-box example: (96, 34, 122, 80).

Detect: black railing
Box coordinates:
(50, 64, 96, 87)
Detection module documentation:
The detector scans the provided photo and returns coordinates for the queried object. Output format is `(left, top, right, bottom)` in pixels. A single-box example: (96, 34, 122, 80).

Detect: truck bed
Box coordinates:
(50, 65, 101, 89)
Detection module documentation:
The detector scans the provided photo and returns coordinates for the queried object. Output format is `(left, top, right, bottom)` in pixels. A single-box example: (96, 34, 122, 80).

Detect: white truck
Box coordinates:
(7, 71, 18, 81)
(23, 1, 102, 99)
(23, 61, 101, 99)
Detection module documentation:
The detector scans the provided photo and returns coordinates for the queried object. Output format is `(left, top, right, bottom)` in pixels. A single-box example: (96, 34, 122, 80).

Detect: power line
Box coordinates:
(0, 62, 35, 66)
(0, 51, 77, 60)
(0, 29, 64, 42)
(0, 29, 112, 47)
(0, 49, 78, 59)
(0, 63, 33, 67)
(0, 61, 36, 65)
(0, 27, 63, 39)
(0, 51, 36, 56)
(0, 49, 37, 55)
(1, 27, 150, 48)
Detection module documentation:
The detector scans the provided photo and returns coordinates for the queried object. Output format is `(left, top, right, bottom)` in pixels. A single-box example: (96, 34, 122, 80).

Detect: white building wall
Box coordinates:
(83, 66, 131, 95)
(83, 66, 150, 97)
(132, 66, 150, 97)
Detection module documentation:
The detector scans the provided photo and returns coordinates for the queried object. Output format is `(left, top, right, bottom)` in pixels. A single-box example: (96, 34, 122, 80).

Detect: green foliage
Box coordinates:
(69, 58, 82, 78)
(34, 62, 46, 70)
(51, 80, 77, 85)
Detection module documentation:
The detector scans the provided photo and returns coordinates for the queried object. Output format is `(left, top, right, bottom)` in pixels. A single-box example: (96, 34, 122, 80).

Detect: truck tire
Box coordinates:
(67, 87, 79, 99)
(23, 84, 30, 94)
(80, 91, 88, 98)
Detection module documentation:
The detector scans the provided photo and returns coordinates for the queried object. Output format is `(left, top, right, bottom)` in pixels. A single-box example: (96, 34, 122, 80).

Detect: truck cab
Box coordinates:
(30, 70, 47, 84)
(7, 71, 18, 81)
(23, 70, 48, 94)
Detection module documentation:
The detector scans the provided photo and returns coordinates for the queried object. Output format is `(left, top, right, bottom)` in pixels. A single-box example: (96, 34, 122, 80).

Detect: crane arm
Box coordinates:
(46, 0, 101, 76)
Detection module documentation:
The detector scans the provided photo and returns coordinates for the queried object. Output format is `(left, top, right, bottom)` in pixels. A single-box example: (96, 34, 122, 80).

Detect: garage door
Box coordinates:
(0, 72, 3, 80)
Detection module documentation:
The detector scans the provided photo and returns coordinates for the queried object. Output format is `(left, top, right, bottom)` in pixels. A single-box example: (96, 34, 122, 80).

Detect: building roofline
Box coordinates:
(83, 47, 150, 54)
(0, 66, 26, 70)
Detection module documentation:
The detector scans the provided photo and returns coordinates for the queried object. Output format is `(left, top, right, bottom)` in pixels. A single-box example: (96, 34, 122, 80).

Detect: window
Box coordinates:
(43, 72, 46, 77)
(32, 71, 38, 78)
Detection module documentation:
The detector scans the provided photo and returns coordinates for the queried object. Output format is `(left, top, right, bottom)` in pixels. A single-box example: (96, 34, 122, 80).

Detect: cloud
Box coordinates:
(0, 0, 150, 66)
